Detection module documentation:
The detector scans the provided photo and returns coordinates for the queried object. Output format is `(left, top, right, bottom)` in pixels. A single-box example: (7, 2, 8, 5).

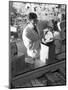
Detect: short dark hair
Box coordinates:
(28, 12, 37, 20)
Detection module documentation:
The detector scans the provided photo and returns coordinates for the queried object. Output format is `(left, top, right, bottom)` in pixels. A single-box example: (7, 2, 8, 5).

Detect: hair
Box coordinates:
(28, 12, 37, 21)
(52, 20, 59, 31)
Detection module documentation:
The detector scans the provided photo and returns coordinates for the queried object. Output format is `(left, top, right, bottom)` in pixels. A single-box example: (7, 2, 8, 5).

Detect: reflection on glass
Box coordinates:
(10, 2, 66, 76)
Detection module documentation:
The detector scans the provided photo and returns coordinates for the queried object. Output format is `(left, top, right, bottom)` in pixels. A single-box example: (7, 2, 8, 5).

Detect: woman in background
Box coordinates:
(42, 26, 55, 65)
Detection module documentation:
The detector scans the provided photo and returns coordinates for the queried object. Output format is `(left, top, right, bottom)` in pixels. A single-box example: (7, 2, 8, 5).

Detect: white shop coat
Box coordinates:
(22, 23, 41, 58)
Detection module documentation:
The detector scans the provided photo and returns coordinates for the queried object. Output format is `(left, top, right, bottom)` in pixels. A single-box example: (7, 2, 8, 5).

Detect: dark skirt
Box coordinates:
(42, 41, 56, 65)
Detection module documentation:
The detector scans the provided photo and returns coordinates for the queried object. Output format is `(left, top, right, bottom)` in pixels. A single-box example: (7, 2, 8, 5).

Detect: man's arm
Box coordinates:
(23, 27, 40, 50)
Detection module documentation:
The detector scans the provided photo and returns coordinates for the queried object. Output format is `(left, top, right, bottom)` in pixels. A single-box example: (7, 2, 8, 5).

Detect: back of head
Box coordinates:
(28, 12, 37, 21)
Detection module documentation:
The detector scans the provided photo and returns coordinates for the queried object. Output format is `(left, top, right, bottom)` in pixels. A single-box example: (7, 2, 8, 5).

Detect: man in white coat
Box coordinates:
(23, 12, 41, 61)
(22, 12, 49, 66)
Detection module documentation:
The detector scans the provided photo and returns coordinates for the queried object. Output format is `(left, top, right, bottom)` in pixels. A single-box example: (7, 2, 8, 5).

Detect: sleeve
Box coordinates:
(57, 22, 61, 31)
(25, 28, 39, 42)
(32, 40, 41, 50)
(22, 28, 33, 49)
